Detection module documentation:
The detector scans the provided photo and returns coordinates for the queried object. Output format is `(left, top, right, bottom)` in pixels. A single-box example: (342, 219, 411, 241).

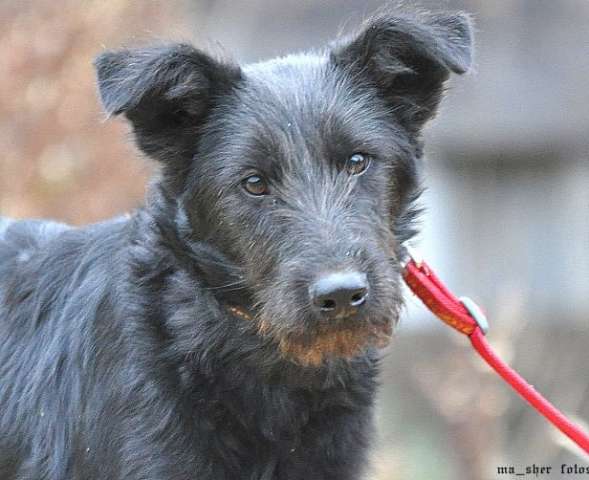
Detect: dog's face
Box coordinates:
(95, 12, 472, 366)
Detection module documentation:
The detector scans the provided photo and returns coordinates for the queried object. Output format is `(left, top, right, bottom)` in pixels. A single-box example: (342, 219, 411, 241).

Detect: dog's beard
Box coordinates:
(247, 302, 398, 367)
(229, 300, 396, 367)
(276, 320, 394, 367)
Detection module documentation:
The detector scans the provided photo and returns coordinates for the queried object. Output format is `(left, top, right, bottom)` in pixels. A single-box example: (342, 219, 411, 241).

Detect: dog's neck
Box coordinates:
(144, 200, 259, 326)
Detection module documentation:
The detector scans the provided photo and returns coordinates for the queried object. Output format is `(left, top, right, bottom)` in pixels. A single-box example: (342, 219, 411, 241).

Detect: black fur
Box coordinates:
(0, 10, 472, 480)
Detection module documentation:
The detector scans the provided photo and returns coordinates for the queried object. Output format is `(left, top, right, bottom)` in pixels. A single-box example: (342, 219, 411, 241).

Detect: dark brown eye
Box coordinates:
(242, 175, 269, 196)
(346, 153, 371, 176)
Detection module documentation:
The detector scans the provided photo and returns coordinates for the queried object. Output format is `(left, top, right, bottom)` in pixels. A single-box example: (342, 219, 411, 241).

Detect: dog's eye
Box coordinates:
(242, 175, 269, 196)
(345, 153, 371, 176)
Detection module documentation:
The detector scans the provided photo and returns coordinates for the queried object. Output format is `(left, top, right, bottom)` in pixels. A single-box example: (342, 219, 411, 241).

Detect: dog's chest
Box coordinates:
(190, 381, 372, 479)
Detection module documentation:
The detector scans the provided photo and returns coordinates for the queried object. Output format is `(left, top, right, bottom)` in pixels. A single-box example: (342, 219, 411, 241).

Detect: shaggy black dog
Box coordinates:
(0, 10, 472, 480)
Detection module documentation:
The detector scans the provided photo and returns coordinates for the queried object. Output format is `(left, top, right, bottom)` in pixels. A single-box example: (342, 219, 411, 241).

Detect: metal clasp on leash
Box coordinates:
(459, 296, 489, 335)
(402, 245, 489, 335)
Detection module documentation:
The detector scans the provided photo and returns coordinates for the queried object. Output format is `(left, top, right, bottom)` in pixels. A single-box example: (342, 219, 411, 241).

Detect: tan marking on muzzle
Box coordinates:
(227, 305, 393, 367)
(277, 322, 392, 367)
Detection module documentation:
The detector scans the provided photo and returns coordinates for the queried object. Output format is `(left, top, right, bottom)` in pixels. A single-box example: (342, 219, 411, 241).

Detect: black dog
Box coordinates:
(0, 10, 472, 480)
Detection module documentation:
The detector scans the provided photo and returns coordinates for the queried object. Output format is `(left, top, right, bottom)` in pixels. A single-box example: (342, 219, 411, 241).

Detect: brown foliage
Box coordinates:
(0, 0, 190, 224)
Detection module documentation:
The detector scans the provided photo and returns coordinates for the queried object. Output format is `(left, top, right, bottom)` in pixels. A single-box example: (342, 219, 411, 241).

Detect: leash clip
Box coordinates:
(402, 245, 486, 336)
(459, 296, 489, 335)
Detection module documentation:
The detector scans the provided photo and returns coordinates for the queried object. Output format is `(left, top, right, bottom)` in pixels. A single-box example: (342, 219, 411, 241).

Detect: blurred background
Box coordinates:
(0, 0, 587, 478)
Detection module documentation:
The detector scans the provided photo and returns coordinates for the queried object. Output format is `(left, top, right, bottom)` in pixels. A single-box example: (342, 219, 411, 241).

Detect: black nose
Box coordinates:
(310, 271, 369, 318)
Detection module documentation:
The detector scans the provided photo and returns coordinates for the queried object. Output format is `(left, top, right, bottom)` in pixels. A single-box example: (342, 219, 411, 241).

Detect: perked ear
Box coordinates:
(94, 44, 241, 167)
(331, 11, 473, 130)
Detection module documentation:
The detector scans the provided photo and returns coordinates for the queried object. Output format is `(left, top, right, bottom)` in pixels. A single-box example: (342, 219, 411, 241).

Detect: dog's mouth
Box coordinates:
(276, 321, 393, 367)
(227, 305, 393, 367)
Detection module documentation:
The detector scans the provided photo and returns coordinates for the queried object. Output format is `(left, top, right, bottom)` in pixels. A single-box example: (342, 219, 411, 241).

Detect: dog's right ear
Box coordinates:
(94, 44, 241, 167)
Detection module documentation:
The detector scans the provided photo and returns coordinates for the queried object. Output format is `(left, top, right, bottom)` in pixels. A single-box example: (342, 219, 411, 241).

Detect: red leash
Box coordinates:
(402, 248, 589, 455)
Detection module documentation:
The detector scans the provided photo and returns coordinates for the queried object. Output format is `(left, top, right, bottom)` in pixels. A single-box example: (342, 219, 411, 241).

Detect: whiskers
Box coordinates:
(204, 278, 247, 292)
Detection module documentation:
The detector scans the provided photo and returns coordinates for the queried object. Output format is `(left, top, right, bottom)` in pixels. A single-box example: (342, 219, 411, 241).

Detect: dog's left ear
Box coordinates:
(94, 44, 241, 171)
(331, 11, 473, 131)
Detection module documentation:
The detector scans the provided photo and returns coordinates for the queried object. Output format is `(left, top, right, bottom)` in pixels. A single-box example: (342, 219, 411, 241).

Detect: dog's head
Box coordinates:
(95, 11, 472, 367)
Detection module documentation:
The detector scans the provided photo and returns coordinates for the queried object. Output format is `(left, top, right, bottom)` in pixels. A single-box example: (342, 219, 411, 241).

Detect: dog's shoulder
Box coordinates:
(0, 214, 129, 256)
(0, 217, 71, 265)
(0, 215, 132, 308)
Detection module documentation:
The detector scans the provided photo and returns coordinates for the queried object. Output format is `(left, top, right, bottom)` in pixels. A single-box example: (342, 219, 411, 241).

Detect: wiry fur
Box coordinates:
(0, 9, 472, 479)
